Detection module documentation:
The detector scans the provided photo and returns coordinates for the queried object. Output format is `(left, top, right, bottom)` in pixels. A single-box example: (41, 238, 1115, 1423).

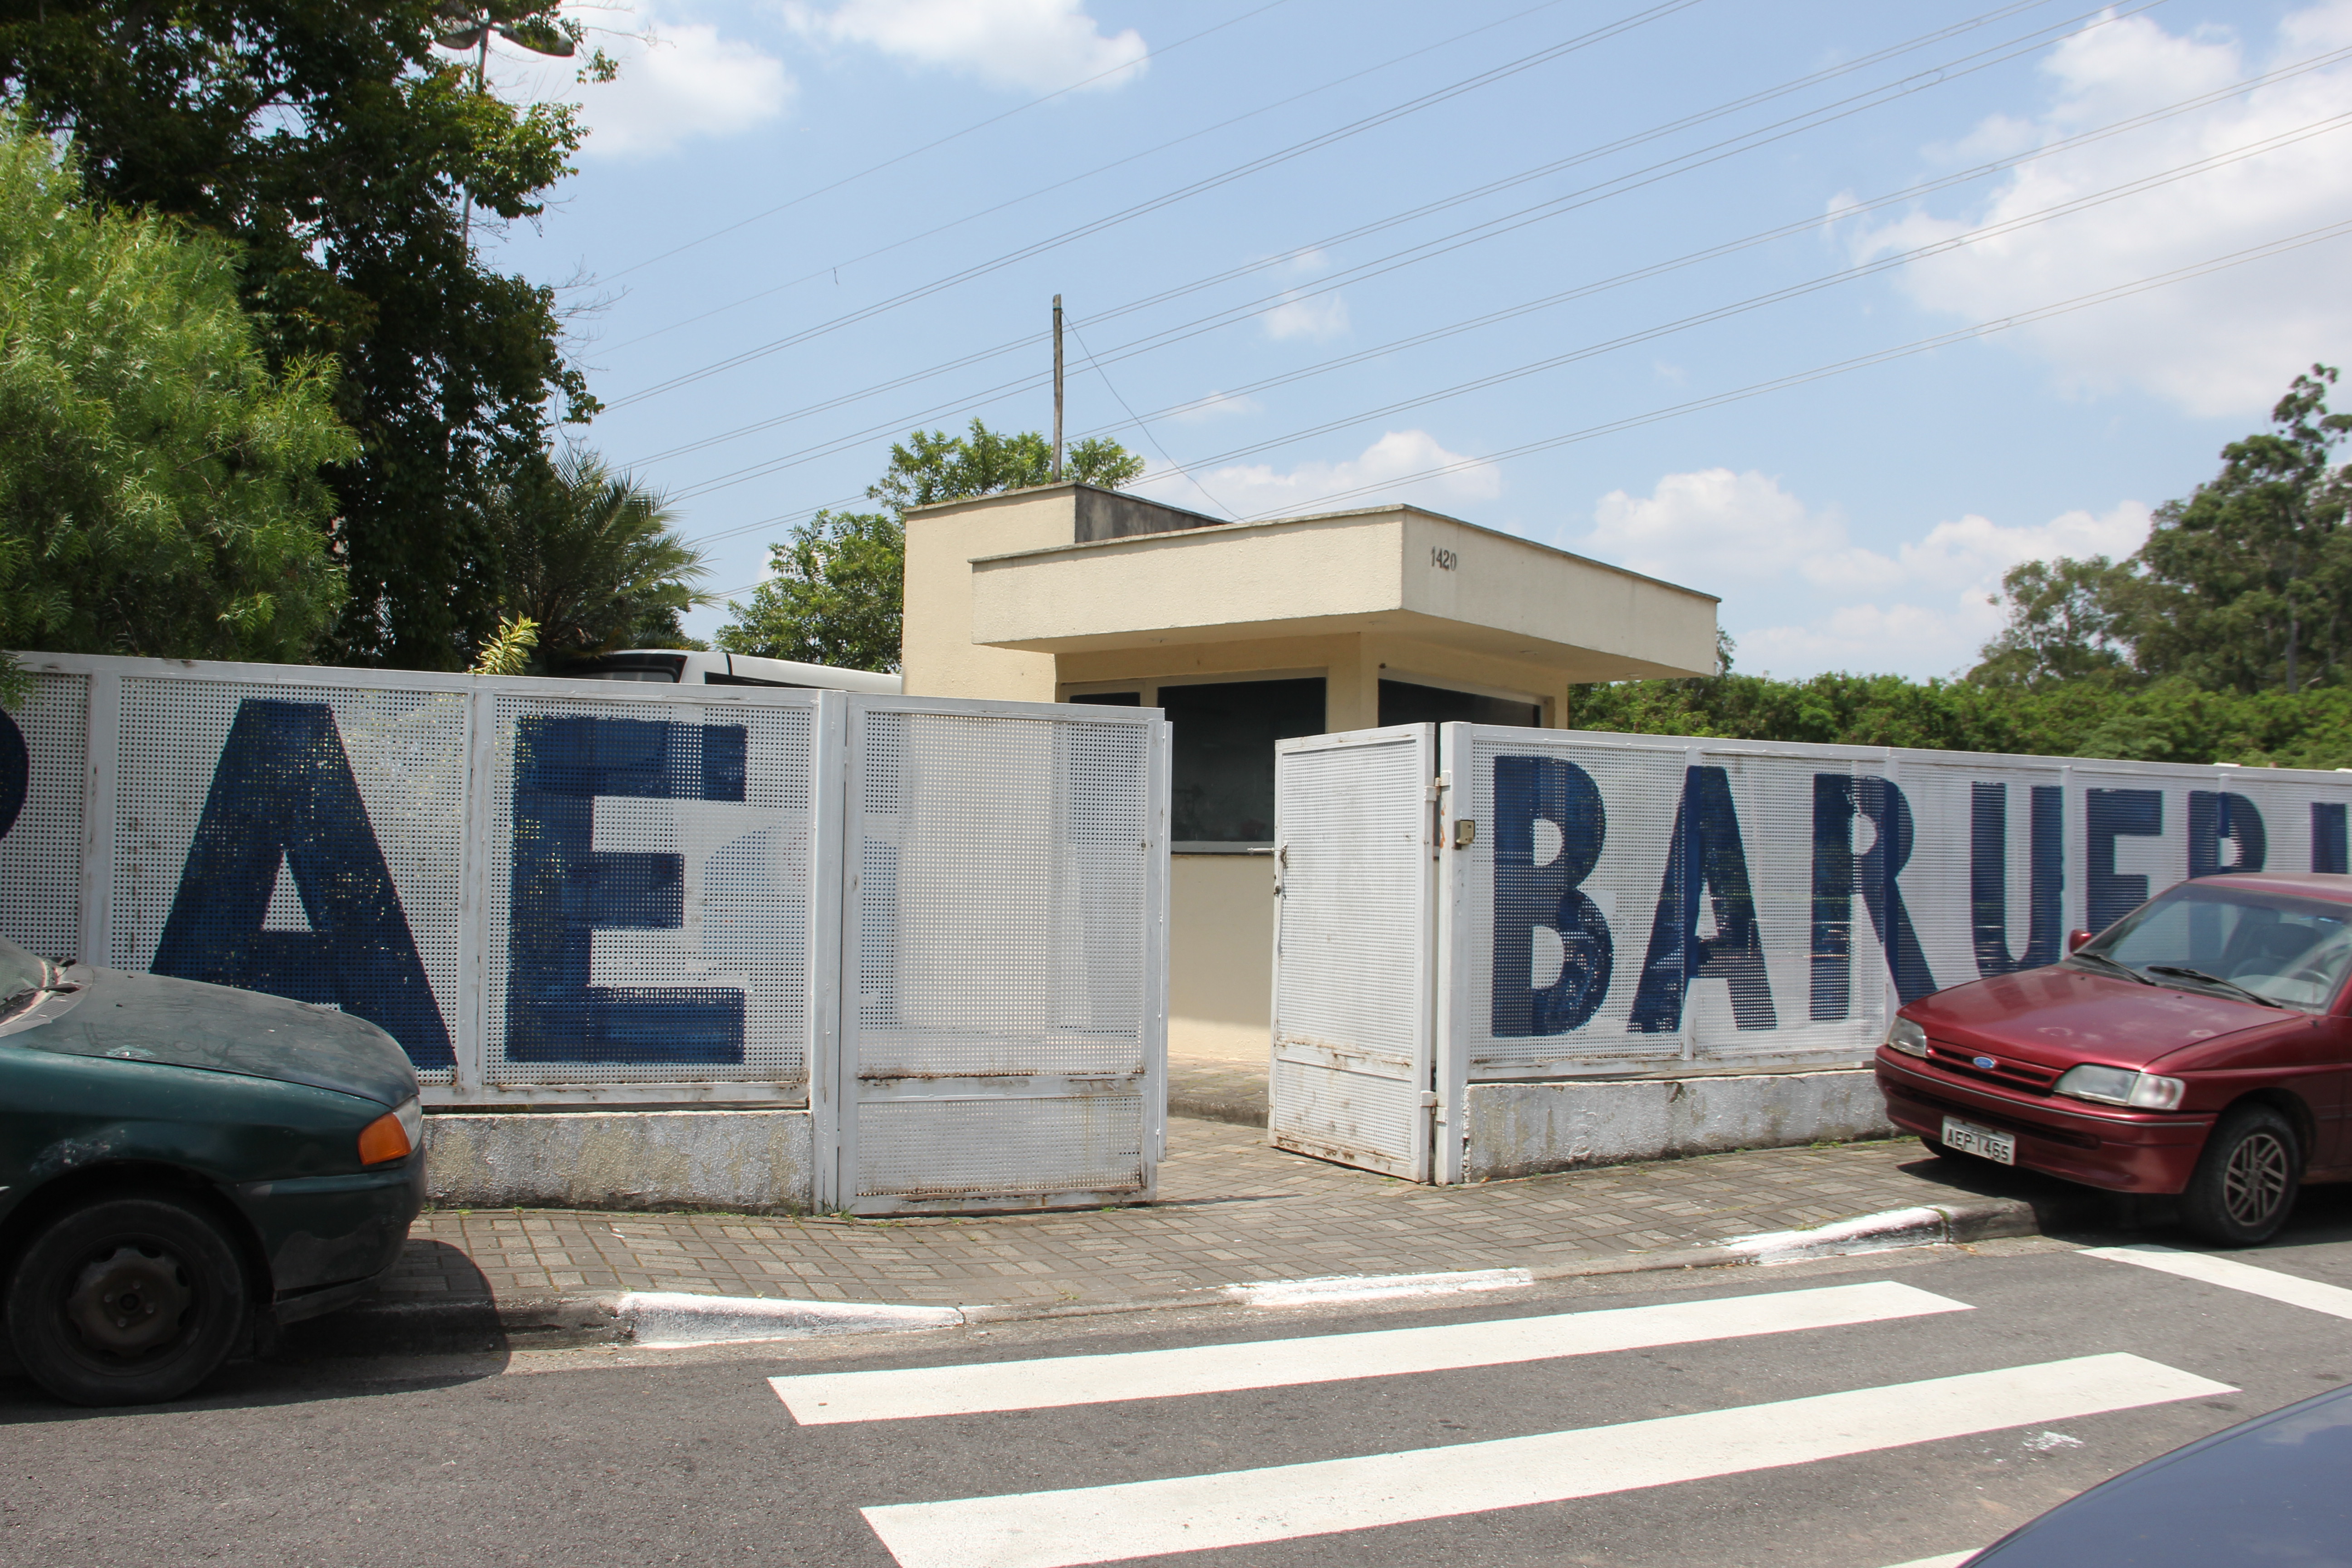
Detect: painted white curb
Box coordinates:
(1720, 1205, 1956, 1264)
(1226, 1268, 1536, 1307)
(617, 1291, 966, 1348)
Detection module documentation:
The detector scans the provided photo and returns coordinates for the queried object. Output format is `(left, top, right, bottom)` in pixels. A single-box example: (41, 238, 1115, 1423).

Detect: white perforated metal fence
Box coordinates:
(1, 656, 1167, 1213)
(1274, 722, 2352, 1184)
(1269, 727, 1435, 1181)
(824, 698, 1169, 1213)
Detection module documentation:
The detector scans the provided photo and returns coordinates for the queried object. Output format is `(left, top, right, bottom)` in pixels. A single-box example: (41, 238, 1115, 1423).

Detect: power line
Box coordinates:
(602, 0, 1590, 357)
(603, 0, 1713, 409)
(1067, 316, 1239, 520)
(601, 0, 1299, 284)
(631, 0, 2153, 475)
(1080, 74, 2352, 441)
(656, 0, 2200, 504)
(697, 216, 2352, 600)
(1114, 112, 2352, 488)
(1218, 217, 2352, 519)
(669, 100, 2349, 519)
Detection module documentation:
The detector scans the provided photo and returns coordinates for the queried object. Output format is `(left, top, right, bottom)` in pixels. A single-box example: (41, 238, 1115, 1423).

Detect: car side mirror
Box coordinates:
(2068, 930, 2093, 954)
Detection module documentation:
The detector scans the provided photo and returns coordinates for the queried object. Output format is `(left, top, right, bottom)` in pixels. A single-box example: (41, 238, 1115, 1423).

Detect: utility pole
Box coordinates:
(1052, 294, 1065, 481)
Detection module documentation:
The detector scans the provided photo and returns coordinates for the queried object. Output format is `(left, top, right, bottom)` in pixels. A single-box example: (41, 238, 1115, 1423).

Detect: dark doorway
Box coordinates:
(1377, 678, 1541, 730)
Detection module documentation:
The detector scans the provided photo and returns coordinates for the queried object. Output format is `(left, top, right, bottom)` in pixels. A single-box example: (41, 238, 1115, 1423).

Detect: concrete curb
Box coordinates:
(290, 1195, 2057, 1360)
(1166, 1094, 1269, 1129)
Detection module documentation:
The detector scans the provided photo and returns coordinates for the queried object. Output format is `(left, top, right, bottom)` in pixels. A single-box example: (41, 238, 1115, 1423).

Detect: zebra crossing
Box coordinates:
(758, 1262, 2309, 1568)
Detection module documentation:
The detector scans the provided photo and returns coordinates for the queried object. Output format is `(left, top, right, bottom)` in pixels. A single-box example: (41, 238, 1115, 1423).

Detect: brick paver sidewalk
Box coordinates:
(385, 1117, 2064, 1313)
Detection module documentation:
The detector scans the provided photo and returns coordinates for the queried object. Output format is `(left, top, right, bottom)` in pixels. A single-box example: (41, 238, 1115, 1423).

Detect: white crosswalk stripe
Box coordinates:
(772, 1279, 1969, 1424)
(2083, 1243, 2352, 1319)
(782, 1279, 2237, 1568)
(858, 1353, 2230, 1568)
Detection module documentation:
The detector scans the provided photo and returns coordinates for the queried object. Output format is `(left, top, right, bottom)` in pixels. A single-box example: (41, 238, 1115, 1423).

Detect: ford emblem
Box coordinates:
(1972, 1055, 1997, 1070)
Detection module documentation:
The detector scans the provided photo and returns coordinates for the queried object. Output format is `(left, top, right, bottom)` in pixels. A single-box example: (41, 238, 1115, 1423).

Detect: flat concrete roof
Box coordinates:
(965, 501, 1719, 681)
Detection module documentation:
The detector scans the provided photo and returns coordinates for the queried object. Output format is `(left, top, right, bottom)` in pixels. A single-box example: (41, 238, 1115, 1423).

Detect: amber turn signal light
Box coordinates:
(358, 1097, 421, 1166)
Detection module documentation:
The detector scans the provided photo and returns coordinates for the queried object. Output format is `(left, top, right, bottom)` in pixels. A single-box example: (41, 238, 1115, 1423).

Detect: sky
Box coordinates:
(477, 0, 2352, 679)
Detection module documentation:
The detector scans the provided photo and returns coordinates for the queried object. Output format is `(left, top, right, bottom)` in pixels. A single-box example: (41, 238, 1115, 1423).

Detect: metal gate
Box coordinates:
(6, 655, 1171, 1217)
(1269, 725, 1437, 1181)
(821, 696, 1170, 1215)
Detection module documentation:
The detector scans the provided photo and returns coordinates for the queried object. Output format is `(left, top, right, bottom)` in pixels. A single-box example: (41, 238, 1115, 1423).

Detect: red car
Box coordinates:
(1876, 871, 2352, 1247)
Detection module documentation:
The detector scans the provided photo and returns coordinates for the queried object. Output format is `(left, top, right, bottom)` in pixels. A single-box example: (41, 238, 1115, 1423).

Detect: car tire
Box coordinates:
(2180, 1104, 2302, 1248)
(4, 1194, 249, 1406)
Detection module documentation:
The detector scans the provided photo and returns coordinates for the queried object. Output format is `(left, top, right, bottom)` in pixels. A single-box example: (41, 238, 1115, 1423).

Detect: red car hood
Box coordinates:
(1907, 963, 2282, 1070)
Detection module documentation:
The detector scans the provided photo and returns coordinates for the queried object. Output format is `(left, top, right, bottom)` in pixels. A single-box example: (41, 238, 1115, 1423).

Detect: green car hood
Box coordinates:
(12, 965, 419, 1108)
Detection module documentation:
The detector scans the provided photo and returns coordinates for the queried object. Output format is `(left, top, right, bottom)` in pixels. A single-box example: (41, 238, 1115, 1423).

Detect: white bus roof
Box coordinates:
(564, 650, 902, 694)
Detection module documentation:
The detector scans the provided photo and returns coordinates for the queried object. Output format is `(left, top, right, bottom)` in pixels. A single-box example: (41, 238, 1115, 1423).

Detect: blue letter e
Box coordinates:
(505, 715, 748, 1065)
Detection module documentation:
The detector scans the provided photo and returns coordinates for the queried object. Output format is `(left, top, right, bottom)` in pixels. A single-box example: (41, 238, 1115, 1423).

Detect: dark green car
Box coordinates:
(0, 934, 424, 1406)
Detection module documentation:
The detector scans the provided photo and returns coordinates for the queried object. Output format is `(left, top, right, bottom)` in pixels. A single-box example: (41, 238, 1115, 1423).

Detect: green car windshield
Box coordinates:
(2080, 882, 2352, 1011)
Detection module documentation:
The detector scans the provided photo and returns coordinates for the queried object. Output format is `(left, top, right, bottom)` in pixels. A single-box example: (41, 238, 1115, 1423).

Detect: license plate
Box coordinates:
(1942, 1116, 2016, 1166)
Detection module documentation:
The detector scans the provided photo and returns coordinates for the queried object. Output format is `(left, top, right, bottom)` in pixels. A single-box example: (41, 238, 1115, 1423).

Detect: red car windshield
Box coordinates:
(2081, 882, 2352, 1012)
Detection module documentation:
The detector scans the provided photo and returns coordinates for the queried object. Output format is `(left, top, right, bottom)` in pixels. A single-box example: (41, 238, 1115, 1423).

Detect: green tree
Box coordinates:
(0, 0, 603, 670)
(0, 122, 353, 683)
(2132, 365, 2352, 694)
(1572, 666, 2352, 769)
(866, 420, 1146, 515)
(1968, 555, 2140, 689)
(487, 450, 711, 669)
(720, 420, 1145, 672)
(719, 509, 905, 672)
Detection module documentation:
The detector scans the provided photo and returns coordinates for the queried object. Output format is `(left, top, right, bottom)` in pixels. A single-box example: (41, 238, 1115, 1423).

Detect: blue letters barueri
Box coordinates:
(1490, 758, 2349, 1042)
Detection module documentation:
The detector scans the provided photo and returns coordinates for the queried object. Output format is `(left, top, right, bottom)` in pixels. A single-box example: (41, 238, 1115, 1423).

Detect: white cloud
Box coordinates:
(1586, 468, 1842, 583)
(1260, 291, 1350, 342)
(1256, 248, 1349, 342)
(787, 0, 1146, 94)
(1136, 429, 1501, 518)
(1577, 469, 2151, 676)
(492, 7, 793, 159)
(1845, 1, 2352, 417)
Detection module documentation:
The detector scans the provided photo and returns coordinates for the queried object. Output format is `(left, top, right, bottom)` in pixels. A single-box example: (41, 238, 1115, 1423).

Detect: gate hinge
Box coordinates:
(1418, 1090, 1440, 1108)
(1427, 773, 1450, 802)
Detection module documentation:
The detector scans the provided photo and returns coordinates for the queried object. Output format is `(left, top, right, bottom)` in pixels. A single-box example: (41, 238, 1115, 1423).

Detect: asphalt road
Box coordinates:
(10, 1198, 2352, 1568)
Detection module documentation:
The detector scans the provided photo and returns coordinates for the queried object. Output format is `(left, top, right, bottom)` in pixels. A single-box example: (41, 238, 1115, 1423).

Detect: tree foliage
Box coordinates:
(0, 0, 598, 670)
(1575, 668, 2352, 770)
(2132, 366, 2352, 694)
(0, 122, 353, 680)
(486, 450, 710, 670)
(1968, 555, 2138, 690)
(718, 509, 904, 672)
(720, 421, 1145, 673)
(1970, 365, 2352, 693)
(865, 420, 1146, 516)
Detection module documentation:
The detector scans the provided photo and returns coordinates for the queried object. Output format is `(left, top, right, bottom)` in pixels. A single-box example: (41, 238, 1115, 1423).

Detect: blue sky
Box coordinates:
(480, 0, 2352, 678)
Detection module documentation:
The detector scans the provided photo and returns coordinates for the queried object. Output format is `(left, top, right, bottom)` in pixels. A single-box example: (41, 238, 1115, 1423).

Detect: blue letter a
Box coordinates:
(1630, 766, 1776, 1034)
(153, 700, 454, 1069)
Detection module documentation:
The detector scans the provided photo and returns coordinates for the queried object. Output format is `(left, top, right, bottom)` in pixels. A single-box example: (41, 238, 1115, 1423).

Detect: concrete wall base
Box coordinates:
(422, 1109, 814, 1213)
(1462, 1070, 1896, 1182)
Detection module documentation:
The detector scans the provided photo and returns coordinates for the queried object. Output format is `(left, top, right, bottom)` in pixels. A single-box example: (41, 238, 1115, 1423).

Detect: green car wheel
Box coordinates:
(6, 1195, 248, 1406)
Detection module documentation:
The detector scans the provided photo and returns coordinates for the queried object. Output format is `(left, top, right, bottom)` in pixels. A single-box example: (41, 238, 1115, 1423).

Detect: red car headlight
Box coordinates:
(2055, 1065, 2185, 1111)
(1883, 1017, 1929, 1058)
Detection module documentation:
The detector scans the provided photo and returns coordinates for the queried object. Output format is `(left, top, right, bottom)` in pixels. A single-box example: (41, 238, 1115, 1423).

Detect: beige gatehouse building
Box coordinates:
(899, 481, 1721, 1065)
